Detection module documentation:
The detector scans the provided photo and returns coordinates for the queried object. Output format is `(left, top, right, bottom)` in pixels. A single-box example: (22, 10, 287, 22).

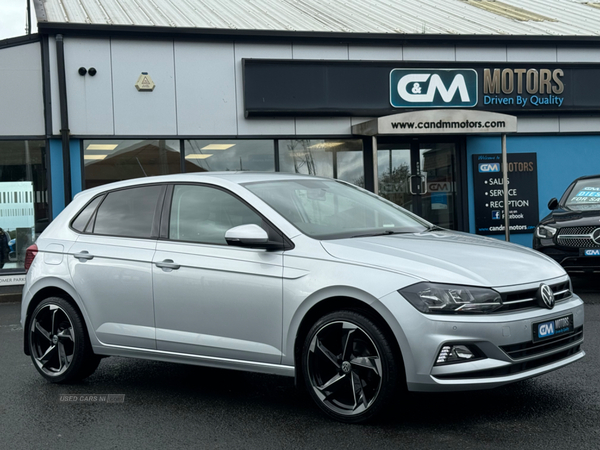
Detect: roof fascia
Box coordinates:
(36, 22, 600, 47)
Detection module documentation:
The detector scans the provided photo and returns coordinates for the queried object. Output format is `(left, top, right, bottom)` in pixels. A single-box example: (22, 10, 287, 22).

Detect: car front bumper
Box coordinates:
(380, 290, 585, 392)
(534, 243, 600, 272)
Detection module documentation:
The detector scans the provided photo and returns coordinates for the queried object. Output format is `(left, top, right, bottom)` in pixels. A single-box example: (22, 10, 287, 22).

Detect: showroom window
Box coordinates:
(278, 139, 364, 187)
(0, 140, 49, 271)
(83, 140, 180, 190)
(184, 140, 275, 172)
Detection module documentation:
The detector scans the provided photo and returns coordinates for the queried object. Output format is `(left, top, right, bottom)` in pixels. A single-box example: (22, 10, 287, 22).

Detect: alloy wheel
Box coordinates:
(30, 304, 76, 377)
(306, 320, 383, 417)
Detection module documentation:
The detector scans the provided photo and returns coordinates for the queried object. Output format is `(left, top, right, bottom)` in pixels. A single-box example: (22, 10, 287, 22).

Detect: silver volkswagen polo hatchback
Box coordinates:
(21, 172, 584, 423)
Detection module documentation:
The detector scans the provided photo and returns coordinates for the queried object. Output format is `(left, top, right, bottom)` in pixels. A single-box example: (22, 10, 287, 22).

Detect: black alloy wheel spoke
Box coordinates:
(350, 355, 381, 375)
(317, 372, 347, 392)
(341, 327, 357, 361)
(57, 343, 68, 370)
(38, 344, 57, 369)
(351, 371, 369, 411)
(316, 339, 341, 369)
(35, 322, 51, 341)
(51, 308, 58, 336)
(57, 327, 74, 343)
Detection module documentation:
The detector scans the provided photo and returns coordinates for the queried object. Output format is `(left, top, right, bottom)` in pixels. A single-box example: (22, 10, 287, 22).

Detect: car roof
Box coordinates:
(572, 174, 600, 182)
(75, 172, 329, 199)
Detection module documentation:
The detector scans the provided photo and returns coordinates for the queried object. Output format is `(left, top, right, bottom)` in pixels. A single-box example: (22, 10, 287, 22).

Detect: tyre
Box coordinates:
(28, 297, 101, 383)
(301, 310, 400, 423)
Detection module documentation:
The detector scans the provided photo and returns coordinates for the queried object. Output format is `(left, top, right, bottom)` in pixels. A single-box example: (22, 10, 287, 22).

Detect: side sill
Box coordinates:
(92, 343, 296, 377)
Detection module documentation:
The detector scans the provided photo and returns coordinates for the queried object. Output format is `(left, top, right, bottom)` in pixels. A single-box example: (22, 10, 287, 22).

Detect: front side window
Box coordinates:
(0, 140, 49, 271)
(169, 185, 264, 245)
(245, 179, 429, 240)
(92, 186, 163, 238)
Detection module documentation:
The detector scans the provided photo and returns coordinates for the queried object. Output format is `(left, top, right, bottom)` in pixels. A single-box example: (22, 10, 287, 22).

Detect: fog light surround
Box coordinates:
(435, 344, 483, 365)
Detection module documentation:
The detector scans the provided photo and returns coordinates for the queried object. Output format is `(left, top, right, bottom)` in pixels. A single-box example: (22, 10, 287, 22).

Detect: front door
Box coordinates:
(377, 138, 460, 230)
(152, 184, 284, 364)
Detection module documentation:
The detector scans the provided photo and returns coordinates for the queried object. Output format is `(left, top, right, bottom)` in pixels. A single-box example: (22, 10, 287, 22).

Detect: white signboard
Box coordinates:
(0, 274, 26, 286)
(353, 109, 517, 136)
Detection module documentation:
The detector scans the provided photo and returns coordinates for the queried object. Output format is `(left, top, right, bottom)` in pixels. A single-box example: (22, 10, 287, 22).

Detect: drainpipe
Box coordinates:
(55, 34, 72, 206)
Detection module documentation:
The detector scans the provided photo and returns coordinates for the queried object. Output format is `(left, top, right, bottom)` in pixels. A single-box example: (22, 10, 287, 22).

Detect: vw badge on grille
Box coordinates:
(537, 284, 555, 309)
(592, 228, 600, 245)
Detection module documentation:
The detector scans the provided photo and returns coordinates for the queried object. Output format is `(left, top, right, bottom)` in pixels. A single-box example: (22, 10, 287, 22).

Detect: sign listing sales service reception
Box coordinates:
(473, 153, 539, 236)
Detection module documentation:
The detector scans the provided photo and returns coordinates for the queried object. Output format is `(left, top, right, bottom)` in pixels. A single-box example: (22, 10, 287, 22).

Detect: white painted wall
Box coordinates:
(46, 38, 600, 137)
(64, 38, 114, 135)
(0, 43, 44, 136)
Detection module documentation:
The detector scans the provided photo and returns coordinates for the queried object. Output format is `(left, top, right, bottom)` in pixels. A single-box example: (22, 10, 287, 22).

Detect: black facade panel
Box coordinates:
(243, 59, 600, 117)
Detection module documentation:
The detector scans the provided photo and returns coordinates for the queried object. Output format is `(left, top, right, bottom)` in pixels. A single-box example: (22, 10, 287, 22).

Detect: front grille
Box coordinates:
(500, 326, 583, 359)
(434, 345, 582, 380)
(496, 281, 572, 313)
(557, 226, 600, 248)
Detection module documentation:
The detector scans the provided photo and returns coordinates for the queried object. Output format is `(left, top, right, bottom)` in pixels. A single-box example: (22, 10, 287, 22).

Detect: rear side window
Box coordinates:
(71, 195, 104, 232)
(92, 186, 163, 238)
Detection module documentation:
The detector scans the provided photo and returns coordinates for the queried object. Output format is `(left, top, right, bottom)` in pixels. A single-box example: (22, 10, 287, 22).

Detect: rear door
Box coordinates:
(68, 184, 165, 349)
(152, 183, 284, 364)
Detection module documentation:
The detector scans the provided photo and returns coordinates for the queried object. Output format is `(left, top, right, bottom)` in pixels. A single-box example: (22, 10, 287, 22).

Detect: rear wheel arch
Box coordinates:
(24, 286, 89, 356)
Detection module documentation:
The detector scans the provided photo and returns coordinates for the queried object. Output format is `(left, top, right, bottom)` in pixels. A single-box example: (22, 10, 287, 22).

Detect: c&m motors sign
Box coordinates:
(390, 69, 478, 108)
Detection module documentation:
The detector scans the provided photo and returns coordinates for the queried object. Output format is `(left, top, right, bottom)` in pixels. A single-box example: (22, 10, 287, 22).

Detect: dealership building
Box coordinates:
(1, 0, 600, 285)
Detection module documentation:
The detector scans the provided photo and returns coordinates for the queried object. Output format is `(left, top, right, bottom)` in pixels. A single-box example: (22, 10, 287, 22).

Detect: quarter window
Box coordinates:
(169, 185, 263, 245)
(71, 195, 104, 233)
(92, 186, 163, 238)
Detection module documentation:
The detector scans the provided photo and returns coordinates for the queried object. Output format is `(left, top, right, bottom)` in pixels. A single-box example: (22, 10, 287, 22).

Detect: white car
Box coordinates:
(21, 172, 584, 423)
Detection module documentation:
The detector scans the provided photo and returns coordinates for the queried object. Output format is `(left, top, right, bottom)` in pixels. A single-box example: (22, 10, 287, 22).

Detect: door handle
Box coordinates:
(73, 251, 94, 261)
(409, 174, 428, 195)
(155, 259, 181, 270)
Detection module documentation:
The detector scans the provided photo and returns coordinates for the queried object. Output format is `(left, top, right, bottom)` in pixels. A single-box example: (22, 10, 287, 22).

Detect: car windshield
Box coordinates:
(243, 178, 430, 239)
(564, 178, 600, 210)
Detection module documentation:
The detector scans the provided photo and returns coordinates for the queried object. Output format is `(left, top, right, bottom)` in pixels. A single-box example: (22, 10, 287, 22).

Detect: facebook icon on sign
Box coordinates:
(492, 210, 501, 220)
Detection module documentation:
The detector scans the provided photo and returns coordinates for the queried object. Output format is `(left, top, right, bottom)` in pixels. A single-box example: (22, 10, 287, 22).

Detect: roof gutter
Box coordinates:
(36, 22, 600, 46)
(55, 34, 72, 206)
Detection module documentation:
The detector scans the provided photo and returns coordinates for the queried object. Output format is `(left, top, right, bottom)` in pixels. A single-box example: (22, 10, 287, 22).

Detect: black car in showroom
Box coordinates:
(534, 174, 600, 273)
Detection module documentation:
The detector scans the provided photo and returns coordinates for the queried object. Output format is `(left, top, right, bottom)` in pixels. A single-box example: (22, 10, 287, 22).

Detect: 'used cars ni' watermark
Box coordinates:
(59, 394, 125, 403)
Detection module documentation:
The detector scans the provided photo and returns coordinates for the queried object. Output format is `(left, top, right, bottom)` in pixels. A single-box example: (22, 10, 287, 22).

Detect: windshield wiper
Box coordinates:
(351, 230, 406, 238)
(424, 225, 445, 232)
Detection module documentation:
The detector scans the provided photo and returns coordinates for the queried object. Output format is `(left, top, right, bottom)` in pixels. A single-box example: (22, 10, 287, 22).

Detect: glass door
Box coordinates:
(378, 140, 459, 230)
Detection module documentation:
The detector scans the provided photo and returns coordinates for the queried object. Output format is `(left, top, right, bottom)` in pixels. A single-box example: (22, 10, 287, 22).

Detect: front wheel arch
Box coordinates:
(294, 297, 405, 393)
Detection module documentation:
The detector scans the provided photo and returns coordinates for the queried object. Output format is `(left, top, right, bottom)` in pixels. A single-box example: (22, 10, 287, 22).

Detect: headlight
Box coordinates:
(399, 282, 503, 314)
(535, 224, 557, 239)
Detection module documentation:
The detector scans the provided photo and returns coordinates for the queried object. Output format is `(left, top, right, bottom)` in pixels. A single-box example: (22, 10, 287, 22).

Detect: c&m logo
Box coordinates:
(585, 249, 600, 256)
(538, 321, 555, 338)
(390, 69, 478, 108)
(478, 163, 500, 173)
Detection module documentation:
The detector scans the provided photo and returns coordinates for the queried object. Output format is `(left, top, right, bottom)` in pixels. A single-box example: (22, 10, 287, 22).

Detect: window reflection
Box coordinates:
(279, 139, 364, 187)
(83, 140, 180, 189)
(0, 140, 49, 271)
(184, 140, 275, 172)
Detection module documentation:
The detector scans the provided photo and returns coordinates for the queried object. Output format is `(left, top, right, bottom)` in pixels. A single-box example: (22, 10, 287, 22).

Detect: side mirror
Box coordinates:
(547, 198, 559, 210)
(225, 224, 286, 251)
